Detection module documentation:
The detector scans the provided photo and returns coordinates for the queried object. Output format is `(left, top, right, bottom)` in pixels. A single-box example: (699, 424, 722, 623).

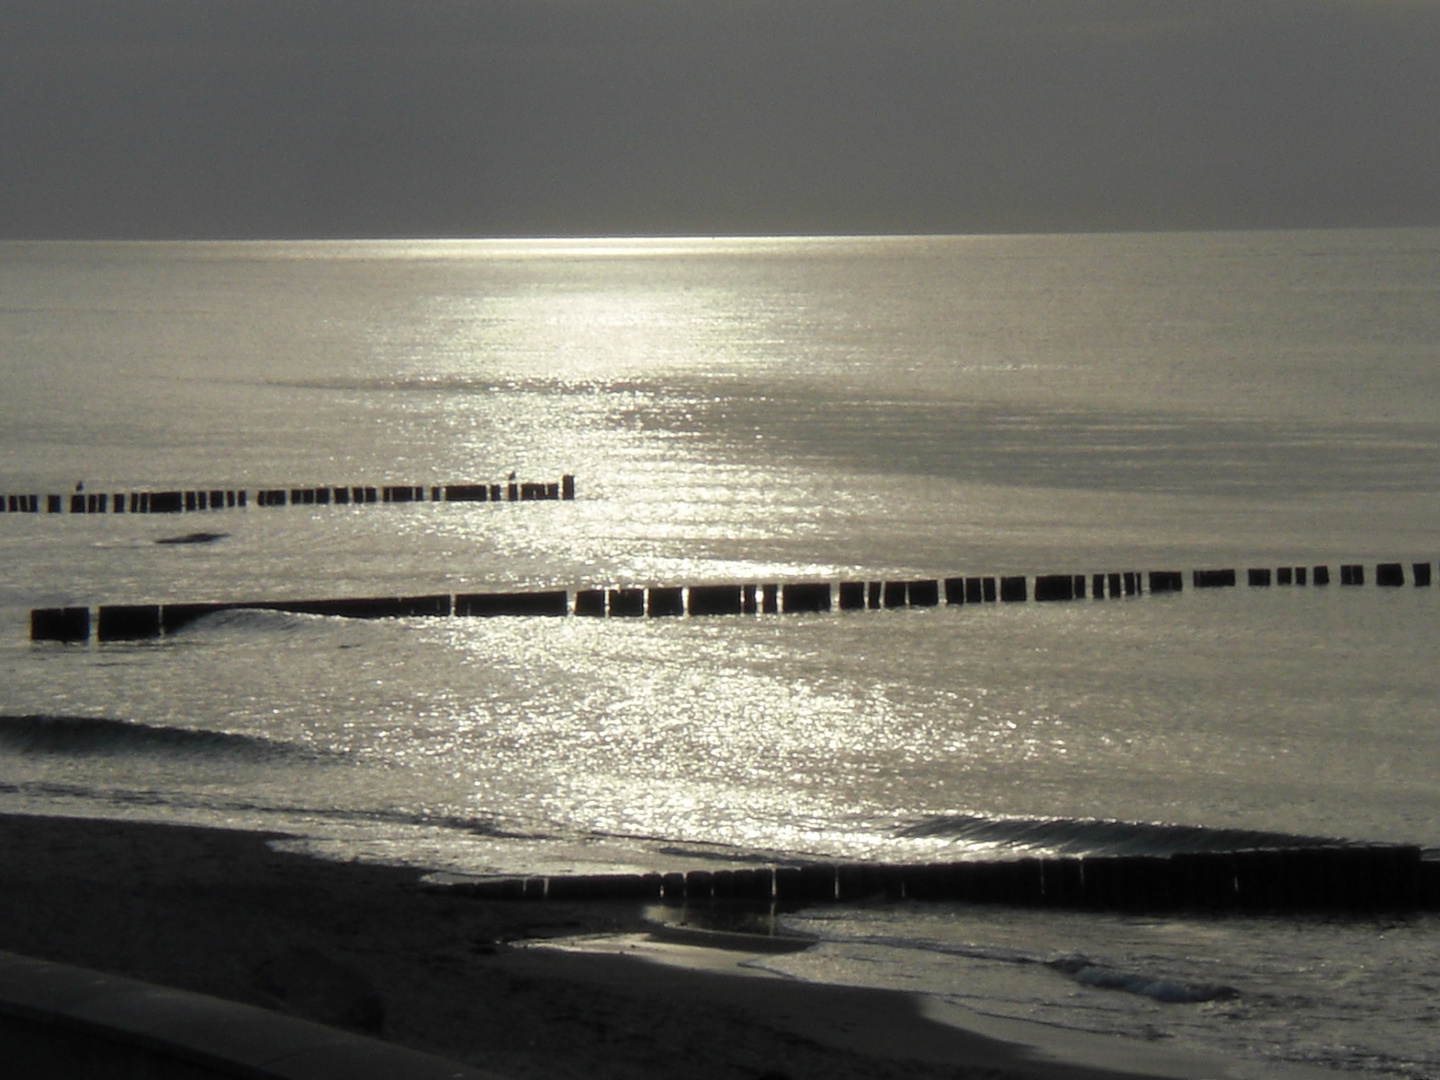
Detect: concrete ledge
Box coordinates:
(0, 951, 506, 1080)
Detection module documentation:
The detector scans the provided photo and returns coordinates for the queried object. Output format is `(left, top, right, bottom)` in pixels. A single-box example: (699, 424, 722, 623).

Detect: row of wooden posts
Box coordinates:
(0, 475, 576, 515)
(440, 844, 1437, 914)
(28, 561, 1437, 642)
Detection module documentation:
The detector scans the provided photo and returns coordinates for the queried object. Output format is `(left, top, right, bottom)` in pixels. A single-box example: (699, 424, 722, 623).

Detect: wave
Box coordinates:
(265, 803, 543, 840)
(896, 813, 1346, 858)
(0, 773, 539, 841)
(162, 604, 452, 637)
(164, 606, 324, 636)
(800, 930, 1237, 1004)
(1047, 954, 1237, 1003)
(257, 374, 600, 395)
(0, 714, 306, 761)
(155, 531, 228, 545)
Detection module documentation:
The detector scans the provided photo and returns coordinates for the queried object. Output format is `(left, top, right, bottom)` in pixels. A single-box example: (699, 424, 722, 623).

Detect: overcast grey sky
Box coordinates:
(2, 0, 1438, 238)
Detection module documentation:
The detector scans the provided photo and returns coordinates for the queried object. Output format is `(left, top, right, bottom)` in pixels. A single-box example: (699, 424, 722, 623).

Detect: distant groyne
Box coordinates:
(1, 474, 575, 516)
(30, 560, 1436, 642)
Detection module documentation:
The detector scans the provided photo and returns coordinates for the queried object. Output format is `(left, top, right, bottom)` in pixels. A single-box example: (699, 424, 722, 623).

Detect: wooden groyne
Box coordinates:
(436, 845, 1440, 915)
(30, 560, 1440, 642)
(0, 475, 575, 515)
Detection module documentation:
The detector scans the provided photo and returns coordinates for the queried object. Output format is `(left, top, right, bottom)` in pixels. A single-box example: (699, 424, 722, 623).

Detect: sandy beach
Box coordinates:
(0, 812, 1302, 1080)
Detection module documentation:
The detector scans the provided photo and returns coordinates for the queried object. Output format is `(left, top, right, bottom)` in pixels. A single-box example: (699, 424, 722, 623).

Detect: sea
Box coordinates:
(1, 230, 1438, 1077)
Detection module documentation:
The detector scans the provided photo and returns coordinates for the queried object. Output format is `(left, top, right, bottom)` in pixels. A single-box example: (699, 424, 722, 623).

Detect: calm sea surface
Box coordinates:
(1, 231, 1438, 1076)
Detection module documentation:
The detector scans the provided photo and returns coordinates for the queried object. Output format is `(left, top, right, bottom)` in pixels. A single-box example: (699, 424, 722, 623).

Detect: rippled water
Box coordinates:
(2, 231, 1439, 1075)
(771, 904, 1440, 1079)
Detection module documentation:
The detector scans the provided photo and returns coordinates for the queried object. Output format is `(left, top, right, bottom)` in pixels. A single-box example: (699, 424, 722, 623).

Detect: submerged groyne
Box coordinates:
(30, 559, 1440, 641)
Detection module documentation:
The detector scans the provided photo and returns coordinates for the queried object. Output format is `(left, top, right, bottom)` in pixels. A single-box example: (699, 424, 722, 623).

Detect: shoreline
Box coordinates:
(0, 811, 1313, 1080)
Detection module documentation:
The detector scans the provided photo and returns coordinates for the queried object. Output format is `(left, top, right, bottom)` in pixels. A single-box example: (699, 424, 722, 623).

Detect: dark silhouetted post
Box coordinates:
(647, 587, 684, 617)
(999, 576, 1027, 602)
(909, 580, 939, 606)
(688, 585, 744, 616)
(607, 588, 645, 617)
(453, 591, 567, 617)
(1034, 575, 1074, 601)
(1193, 569, 1236, 588)
(97, 605, 163, 641)
(1376, 563, 1404, 587)
(783, 583, 832, 613)
(31, 607, 90, 643)
(574, 589, 605, 616)
(1148, 571, 1183, 593)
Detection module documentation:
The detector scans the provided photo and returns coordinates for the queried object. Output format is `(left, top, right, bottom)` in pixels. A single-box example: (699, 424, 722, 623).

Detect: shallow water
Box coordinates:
(771, 904, 1440, 1079)
(2, 231, 1439, 1074)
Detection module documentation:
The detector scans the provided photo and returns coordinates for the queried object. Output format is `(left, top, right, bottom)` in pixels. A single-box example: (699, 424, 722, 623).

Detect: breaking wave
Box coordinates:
(896, 813, 1345, 858)
(0, 714, 305, 760)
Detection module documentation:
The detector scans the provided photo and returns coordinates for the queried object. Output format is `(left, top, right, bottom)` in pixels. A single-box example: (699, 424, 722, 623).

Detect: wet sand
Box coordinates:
(0, 812, 1262, 1080)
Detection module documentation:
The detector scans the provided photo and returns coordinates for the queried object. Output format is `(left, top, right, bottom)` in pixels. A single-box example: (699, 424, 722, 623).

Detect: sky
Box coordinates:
(2, 0, 1438, 239)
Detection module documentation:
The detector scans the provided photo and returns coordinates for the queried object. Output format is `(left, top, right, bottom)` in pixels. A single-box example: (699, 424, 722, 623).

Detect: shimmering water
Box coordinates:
(2, 231, 1439, 1075)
